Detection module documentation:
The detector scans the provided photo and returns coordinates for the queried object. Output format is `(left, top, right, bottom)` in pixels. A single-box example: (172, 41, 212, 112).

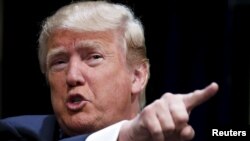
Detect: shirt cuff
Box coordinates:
(86, 120, 128, 141)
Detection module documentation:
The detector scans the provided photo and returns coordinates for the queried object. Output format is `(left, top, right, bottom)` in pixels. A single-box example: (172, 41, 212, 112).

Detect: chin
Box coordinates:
(61, 114, 105, 135)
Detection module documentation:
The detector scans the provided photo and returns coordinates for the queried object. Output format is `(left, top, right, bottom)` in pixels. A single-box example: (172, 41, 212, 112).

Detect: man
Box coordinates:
(0, 1, 219, 141)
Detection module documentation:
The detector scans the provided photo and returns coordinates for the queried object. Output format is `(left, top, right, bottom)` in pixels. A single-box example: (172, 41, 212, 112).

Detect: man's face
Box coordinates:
(46, 29, 135, 135)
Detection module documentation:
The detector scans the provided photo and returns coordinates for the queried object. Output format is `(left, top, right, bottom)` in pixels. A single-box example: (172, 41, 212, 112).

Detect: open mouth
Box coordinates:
(69, 94, 84, 103)
(66, 94, 87, 111)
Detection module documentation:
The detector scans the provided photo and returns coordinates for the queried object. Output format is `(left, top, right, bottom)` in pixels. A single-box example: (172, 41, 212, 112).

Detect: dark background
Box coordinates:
(1, 0, 250, 140)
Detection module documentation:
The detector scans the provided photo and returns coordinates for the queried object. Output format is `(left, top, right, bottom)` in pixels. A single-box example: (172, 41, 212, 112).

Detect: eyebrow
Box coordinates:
(75, 40, 104, 51)
(46, 47, 67, 64)
(46, 41, 106, 62)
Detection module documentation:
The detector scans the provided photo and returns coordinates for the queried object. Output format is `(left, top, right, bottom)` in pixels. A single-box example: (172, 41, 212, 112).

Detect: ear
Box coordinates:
(131, 63, 149, 95)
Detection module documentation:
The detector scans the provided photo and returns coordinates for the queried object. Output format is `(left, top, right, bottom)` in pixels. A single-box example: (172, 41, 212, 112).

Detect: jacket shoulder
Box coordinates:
(0, 115, 59, 141)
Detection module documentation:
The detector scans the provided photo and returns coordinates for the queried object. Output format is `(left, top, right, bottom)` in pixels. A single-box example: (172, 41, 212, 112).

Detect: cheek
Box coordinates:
(100, 80, 132, 118)
(90, 66, 132, 110)
(48, 73, 66, 93)
(48, 73, 67, 108)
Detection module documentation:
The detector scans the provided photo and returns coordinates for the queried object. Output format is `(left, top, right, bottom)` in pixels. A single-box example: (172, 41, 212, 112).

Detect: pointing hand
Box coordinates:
(119, 82, 219, 141)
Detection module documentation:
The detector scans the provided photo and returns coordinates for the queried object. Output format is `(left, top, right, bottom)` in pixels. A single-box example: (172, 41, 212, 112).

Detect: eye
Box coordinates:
(48, 58, 68, 71)
(92, 54, 102, 59)
(53, 60, 66, 65)
(86, 53, 104, 66)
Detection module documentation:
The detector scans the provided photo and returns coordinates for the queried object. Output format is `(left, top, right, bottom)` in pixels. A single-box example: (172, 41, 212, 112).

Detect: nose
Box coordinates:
(66, 58, 85, 87)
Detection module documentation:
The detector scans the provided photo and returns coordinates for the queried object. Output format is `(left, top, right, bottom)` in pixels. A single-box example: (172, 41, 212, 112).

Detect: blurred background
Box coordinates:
(0, 0, 249, 140)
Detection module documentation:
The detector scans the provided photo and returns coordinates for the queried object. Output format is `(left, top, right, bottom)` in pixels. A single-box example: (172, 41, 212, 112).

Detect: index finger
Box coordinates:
(183, 82, 219, 111)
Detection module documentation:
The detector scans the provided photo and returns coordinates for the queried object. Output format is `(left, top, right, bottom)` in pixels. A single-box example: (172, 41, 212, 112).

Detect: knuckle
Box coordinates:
(141, 105, 153, 116)
(175, 94, 183, 99)
(151, 128, 162, 137)
(154, 99, 163, 106)
(162, 92, 174, 100)
(176, 114, 189, 124)
(142, 99, 163, 114)
(164, 123, 175, 132)
(193, 89, 201, 93)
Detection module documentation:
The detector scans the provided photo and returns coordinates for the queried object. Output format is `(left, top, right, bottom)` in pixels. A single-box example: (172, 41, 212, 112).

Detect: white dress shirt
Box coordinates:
(86, 120, 127, 141)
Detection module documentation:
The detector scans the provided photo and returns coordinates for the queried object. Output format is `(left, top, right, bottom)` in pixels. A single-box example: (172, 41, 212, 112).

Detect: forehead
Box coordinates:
(47, 29, 119, 50)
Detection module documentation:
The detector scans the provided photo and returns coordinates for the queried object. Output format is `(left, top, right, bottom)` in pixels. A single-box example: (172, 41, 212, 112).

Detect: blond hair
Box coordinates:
(38, 1, 149, 109)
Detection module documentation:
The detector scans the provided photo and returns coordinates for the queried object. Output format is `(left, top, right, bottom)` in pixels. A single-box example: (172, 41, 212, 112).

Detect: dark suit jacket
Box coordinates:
(0, 115, 89, 141)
